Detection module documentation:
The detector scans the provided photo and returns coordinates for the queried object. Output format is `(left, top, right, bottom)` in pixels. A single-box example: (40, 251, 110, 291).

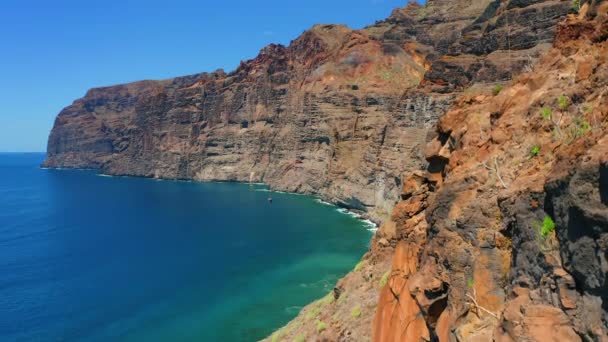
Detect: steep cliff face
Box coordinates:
(264, 2, 608, 342)
(43, 0, 571, 223)
(372, 4, 608, 341)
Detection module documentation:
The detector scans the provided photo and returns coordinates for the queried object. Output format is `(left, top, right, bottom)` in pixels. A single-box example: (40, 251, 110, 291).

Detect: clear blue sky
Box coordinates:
(0, 0, 420, 152)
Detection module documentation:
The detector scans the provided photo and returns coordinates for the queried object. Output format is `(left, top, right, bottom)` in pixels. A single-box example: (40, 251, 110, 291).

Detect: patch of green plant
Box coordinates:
(271, 330, 282, 342)
(351, 306, 362, 318)
(492, 84, 503, 96)
(530, 145, 540, 157)
(337, 291, 348, 304)
(576, 117, 591, 134)
(316, 320, 327, 333)
(540, 215, 556, 237)
(354, 260, 365, 272)
(379, 69, 393, 81)
(379, 270, 390, 288)
(565, 117, 592, 142)
(467, 277, 474, 289)
(284, 321, 300, 335)
(321, 292, 335, 305)
(294, 334, 307, 342)
(540, 107, 552, 120)
(305, 303, 322, 321)
(572, 0, 581, 12)
(558, 95, 569, 110)
(418, 7, 428, 19)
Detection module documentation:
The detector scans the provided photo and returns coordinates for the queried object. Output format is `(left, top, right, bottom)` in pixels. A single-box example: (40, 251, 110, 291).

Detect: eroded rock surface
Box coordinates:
(373, 4, 608, 341)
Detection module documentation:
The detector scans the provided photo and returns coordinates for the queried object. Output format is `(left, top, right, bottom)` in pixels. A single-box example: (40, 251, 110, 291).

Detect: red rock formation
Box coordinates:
(373, 3, 608, 340)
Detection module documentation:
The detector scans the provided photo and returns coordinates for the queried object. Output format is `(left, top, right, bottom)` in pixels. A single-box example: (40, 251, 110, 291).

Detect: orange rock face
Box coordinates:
(373, 5, 608, 341)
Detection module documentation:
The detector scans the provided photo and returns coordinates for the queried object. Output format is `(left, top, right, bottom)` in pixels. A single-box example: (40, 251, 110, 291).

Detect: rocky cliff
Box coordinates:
(46, 0, 608, 340)
(43, 0, 572, 223)
(267, 1, 608, 341)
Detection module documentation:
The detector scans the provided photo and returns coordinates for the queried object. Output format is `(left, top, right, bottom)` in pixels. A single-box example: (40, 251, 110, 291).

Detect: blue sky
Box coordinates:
(0, 0, 419, 152)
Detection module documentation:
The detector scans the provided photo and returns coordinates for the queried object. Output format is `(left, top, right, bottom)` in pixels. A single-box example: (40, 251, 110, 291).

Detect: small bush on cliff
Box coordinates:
(351, 306, 362, 318)
(305, 302, 322, 320)
(540, 107, 552, 120)
(316, 320, 327, 333)
(540, 215, 556, 237)
(530, 145, 540, 157)
(294, 334, 306, 342)
(379, 271, 390, 288)
(572, 0, 581, 12)
(418, 7, 428, 19)
(271, 330, 282, 342)
(354, 260, 365, 272)
(321, 292, 335, 305)
(558, 95, 569, 110)
(467, 277, 474, 289)
(561, 116, 591, 143)
(492, 84, 503, 96)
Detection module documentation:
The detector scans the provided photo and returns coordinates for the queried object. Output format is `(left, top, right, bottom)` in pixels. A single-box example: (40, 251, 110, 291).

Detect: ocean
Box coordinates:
(0, 153, 372, 341)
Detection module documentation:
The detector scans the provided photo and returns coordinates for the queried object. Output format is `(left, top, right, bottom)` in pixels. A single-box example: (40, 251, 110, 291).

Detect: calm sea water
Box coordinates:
(0, 153, 372, 341)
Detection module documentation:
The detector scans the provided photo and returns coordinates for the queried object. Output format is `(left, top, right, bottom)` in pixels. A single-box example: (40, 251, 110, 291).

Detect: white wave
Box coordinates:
(336, 208, 361, 218)
(284, 306, 303, 314)
(361, 219, 377, 228)
(315, 199, 333, 206)
(254, 189, 272, 192)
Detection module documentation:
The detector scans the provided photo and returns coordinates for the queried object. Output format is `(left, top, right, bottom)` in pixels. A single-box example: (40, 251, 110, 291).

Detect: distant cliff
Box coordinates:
(43, 0, 571, 224)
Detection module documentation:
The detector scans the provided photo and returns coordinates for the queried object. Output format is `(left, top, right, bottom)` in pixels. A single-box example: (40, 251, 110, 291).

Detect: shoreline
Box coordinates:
(41, 165, 381, 231)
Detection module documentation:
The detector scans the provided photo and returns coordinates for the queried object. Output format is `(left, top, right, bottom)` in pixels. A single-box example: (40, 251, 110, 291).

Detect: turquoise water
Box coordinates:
(0, 153, 372, 341)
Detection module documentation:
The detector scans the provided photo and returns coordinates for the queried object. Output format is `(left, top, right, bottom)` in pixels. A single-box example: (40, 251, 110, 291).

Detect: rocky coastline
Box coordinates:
(44, 0, 608, 340)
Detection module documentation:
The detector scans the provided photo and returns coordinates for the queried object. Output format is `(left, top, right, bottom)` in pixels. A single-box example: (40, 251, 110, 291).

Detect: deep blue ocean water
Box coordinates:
(0, 153, 372, 341)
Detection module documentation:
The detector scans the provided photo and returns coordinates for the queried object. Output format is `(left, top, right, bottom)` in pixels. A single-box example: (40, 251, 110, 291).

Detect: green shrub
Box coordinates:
(351, 306, 362, 318)
(271, 330, 282, 342)
(316, 320, 327, 333)
(418, 7, 428, 19)
(294, 334, 307, 342)
(467, 277, 474, 289)
(577, 118, 591, 134)
(321, 292, 335, 305)
(540, 107, 552, 120)
(572, 0, 581, 12)
(305, 302, 322, 321)
(565, 117, 592, 142)
(354, 260, 365, 272)
(558, 95, 569, 110)
(530, 145, 540, 157)
(492, 84, 503, 96)
(379, 271, 390, 288)
(540, 216, 556, 237)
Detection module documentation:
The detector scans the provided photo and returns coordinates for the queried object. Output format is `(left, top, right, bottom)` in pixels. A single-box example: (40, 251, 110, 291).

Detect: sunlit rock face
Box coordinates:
(44, 0, 571, 226)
